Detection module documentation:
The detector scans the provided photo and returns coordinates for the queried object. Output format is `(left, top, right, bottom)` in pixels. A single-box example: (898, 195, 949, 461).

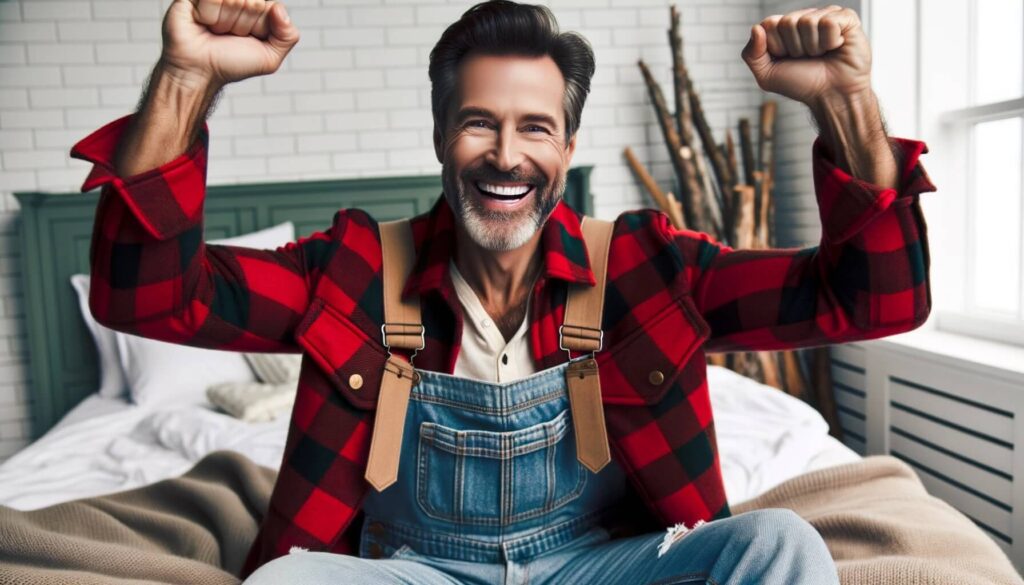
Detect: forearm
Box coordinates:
(808, 89, 899, 190)
(112, 61, 223, 177)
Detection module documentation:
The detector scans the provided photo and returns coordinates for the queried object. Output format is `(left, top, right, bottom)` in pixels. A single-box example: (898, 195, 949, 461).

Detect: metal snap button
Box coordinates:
(368, 542, 383, 558)
(648, 370, 665, 385)
(367, 521, 385, 536)
(349, 373, 364, 390)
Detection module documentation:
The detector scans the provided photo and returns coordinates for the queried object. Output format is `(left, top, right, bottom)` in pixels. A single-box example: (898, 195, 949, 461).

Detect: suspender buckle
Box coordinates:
(558, 324, 604, 354)
(381, 322, 426, 351)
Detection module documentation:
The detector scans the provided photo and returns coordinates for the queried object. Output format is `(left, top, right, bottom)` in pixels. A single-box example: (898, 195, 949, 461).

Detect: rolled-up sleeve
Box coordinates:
(670, 135, 937, 353)
(69, 114, 341, 353)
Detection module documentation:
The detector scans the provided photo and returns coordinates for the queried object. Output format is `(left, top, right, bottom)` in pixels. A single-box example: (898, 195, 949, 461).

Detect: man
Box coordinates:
(71, 0, 935, 583)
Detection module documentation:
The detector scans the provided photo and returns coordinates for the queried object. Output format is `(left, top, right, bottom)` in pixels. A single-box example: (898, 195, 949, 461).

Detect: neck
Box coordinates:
(454, 225, 543, 341)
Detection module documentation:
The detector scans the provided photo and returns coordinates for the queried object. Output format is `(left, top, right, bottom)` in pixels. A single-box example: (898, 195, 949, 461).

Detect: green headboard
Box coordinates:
(15, 167, 593, 439)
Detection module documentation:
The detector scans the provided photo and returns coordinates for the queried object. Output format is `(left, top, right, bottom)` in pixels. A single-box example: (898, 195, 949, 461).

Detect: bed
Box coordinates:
(4, 169, 1018, 585)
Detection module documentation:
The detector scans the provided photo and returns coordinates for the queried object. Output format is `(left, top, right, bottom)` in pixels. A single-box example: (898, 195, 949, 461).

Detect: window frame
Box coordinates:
(869, 0, 1024, 348)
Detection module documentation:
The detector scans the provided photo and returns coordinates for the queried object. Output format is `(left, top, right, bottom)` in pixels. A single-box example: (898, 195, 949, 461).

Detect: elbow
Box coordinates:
(865, 286, 932, 338)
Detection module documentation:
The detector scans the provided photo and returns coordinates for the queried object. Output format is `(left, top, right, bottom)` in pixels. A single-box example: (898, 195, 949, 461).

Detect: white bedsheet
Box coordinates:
(0, 365, 859, 510)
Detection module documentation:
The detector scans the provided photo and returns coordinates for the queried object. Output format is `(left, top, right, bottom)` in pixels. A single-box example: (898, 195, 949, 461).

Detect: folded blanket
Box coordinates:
(733, 455, 1023, 585)
(1, 452, 1019, 584)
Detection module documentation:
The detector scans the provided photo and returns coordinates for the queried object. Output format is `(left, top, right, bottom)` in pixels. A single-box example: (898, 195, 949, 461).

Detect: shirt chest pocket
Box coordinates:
(597, 292, 711, 406)
(415, 408, 587, 526)
(295, 297, 388, 410)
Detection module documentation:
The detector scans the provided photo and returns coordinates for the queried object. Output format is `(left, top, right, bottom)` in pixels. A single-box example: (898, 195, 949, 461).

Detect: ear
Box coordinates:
(433, 125, 444, 164)
(565, 132, 578, 164)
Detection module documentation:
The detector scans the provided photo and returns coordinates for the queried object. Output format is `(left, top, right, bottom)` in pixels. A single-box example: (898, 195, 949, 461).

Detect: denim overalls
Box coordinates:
(358, 357, 629, 569)
(243, 215, 843, 584)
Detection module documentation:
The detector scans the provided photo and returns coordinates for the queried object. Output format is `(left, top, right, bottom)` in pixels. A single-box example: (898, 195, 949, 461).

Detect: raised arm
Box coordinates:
(671, 5, 937, 353)
(672, 131, 934, 353)
(70, 0, 328, 353)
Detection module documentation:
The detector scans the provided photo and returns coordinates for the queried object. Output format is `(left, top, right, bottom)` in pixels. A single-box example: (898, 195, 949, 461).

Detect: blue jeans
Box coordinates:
(245, 360, 839, 584)
(244, 508, 838, 584)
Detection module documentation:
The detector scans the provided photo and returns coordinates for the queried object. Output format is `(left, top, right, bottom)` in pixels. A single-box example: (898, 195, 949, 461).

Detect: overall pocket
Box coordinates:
(416, 408, 587, 525)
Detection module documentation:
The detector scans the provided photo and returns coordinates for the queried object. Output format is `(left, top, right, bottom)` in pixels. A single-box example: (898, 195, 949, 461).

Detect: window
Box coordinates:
(936, 0, 1024, 346)
(871, 0, 1024, 347)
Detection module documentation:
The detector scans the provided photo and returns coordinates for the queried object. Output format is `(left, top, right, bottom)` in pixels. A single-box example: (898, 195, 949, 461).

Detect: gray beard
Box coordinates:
(442, 163, 566, 252)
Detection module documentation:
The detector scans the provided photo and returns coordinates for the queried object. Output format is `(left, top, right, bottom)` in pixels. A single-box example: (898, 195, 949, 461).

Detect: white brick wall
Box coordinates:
(0, 0, 781, 461)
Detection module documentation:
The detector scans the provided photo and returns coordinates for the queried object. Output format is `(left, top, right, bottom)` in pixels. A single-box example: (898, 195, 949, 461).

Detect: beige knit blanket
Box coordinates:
(733, 455, 1023, 585)
(0, 452, 1020, 584)
(0, 451, 274, 585)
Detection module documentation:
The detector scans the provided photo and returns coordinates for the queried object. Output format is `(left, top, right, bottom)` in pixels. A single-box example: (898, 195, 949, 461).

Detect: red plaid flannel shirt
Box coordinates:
(71, 113, 936, 578)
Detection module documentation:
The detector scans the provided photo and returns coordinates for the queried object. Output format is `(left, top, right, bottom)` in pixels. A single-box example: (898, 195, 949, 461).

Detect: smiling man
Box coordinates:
(71, 1, 935, 583)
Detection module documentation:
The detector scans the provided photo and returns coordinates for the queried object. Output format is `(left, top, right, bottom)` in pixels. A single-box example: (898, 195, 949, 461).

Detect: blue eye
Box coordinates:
(526, 125, 547, 133)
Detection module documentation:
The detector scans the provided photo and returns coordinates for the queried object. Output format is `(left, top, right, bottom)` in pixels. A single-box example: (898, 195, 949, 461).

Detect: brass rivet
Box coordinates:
(648, 370, 665, 385)
(368, 543, 383, 558)
(349, 373, 364, 390)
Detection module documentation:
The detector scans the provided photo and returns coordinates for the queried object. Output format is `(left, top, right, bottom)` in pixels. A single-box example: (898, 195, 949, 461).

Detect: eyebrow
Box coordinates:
(455, 107, 559, 130)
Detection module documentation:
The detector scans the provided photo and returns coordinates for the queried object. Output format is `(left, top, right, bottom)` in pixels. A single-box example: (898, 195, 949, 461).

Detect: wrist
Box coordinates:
(807, 88, 898, 188)
(150, 60, 222, 112)
(154, 57, 221, 96)
(143, 61, 222, 144)
(809, 88, 876, 121)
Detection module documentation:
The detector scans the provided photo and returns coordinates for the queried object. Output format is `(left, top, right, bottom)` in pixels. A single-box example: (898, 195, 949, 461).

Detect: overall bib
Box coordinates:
(358, 359, 630, 579)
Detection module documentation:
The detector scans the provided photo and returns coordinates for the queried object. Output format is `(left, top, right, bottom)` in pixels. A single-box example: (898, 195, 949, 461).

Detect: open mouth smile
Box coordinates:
(474, 181, 535, 202)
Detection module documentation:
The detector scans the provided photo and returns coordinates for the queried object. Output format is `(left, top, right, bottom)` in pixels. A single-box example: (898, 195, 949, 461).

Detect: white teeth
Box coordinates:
(477, 182, 531, 196)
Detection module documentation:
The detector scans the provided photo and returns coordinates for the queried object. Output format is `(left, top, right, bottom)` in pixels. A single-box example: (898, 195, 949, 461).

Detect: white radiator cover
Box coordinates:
(831, 339, 1024, 570)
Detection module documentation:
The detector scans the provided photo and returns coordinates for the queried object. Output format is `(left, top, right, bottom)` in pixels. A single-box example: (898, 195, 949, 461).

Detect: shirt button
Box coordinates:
(368, 521, 385, 536)
(368, 543, 383, 558)
(648, 370, 665, 385)
(482, 319, 492, 329)
(349, 373, 364, 390)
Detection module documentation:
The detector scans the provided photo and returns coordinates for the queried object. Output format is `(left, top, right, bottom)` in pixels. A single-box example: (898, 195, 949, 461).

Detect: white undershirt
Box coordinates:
(450, 260, 538, 383)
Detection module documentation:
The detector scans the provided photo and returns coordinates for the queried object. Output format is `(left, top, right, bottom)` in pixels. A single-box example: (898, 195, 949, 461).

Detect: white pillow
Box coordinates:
(70, 273, 126, 398)
(114, 221, 297, 407)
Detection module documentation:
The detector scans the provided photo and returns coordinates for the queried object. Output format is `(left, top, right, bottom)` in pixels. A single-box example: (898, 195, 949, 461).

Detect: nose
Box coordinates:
(484, 125, 526, 172)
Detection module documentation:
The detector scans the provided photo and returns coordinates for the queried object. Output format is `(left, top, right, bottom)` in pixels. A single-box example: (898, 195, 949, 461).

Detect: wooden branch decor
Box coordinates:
(638, 60, 705, 231)
(623, 146, 686, 230)
(738, 118, 756, 187)
(756, 100, 777, 248)
(686, 76, 730, 237)
(669, 5, 694, 149)
(621, 4, 842, 434)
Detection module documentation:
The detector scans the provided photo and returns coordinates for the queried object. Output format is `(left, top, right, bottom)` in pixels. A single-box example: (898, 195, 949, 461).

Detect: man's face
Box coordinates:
(434, 53, 578, 252)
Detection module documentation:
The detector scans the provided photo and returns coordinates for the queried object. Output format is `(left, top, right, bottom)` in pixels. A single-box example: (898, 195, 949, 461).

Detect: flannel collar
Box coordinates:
(401, 194, 596, 300)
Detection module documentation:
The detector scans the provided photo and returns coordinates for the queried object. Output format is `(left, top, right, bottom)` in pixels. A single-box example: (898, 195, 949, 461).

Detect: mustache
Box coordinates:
(461, 166, 547, 187)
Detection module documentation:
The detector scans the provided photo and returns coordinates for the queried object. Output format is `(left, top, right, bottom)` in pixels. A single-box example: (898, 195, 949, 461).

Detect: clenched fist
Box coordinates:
(160, 0, 300, 89)
(741, 5, 871, 106)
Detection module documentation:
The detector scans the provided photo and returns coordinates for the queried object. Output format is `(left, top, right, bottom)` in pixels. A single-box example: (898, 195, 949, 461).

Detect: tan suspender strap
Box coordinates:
(366, 219, 422, 492)
(563, 217, 614, 474)
(561, 217, 615, 352)
(366, 355, 416, 492)
(379, 219, 425, 351)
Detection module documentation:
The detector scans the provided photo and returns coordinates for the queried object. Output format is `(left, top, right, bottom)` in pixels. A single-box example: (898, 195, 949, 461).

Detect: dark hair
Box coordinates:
(428, 0, 596, 147)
